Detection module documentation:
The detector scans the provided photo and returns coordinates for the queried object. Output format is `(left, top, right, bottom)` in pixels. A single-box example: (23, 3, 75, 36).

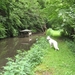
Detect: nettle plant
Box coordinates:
(0, 37, 48, 75)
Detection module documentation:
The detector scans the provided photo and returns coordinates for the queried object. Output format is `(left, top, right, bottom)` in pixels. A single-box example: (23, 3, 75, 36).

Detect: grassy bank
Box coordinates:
(34, 37, 75, 75)
(0, 36, 75, 75)
(0, 37, 48, 75)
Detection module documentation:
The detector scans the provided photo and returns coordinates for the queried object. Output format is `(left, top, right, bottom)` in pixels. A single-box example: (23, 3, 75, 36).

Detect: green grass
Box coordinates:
(34, 38, 75, 75)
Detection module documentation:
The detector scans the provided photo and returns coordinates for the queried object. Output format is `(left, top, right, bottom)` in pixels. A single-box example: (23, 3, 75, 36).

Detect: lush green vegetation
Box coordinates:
(0, 0, 75, 75)
(0, 37, 75, 75)
(0, 0, 45, 38)
(0, 0, 75, 39)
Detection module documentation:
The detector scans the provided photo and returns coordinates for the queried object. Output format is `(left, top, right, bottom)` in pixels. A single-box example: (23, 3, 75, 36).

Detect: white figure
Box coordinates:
(28, 31, 32, 42)
(47, 36, 59, 50)
(28, 32, 32, 36)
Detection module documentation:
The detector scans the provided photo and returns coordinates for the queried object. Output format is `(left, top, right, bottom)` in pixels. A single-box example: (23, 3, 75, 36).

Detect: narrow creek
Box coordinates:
(0, 33, 44, 70)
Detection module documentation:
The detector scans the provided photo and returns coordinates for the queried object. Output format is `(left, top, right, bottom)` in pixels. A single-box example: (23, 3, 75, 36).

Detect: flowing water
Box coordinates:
(0, 33, 44, 70)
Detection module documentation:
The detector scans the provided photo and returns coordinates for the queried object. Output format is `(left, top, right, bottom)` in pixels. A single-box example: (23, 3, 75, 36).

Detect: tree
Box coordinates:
(0, 0, 45, 38)
(42, 0, 75, 39)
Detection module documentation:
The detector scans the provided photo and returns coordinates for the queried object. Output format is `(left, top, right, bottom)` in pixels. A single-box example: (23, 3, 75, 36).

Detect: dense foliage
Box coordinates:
(42, 0, 75, 39)
(0, 0, 75, 39)
(0, 0, 45, 38)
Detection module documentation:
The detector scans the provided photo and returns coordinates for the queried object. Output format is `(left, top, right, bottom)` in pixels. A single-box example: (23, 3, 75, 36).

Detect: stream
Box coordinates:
(0, 33, 44, 70)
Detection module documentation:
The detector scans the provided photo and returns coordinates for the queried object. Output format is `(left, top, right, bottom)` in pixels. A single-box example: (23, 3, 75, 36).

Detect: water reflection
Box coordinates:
(0, 37, 36, 70)
(0, 33, 44, 70)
